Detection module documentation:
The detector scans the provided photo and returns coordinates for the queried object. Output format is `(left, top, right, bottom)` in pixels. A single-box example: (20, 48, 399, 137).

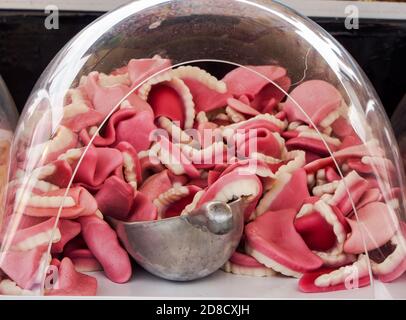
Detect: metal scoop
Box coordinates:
(108, 199, 244, 281)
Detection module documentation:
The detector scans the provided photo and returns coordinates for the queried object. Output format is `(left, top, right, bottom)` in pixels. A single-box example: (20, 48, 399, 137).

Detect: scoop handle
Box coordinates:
(185, 201, 235, 235)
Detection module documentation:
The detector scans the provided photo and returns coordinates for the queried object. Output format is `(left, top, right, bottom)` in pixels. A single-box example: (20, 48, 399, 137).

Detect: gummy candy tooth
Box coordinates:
(196, 111, 209, 124)
(220, 158, 275, 180)
(154, 185, 201, 219)
(155, 81, 193, 128)
(298, 130, 341, 147)
(311, 201, 348, 260)
(315, 254, 369, 288)
(227, 98, 260, 116)
(23, 187, 98, 219)
(299, 255, 371, 293)
(329, 170, 369, 216)
(196, 171, 262, 221)
(213, 112, 229, 122)
(70, 256, 103, 273)
(237, 129, 283, 159)
(42, 126, 78, 165)
(26, 195, 74, 208)
(347, 158, 372, 174)
(319, 109, 341, 129)
(171, 66, 227, 93)
(344, 202, 399, 254)
(361, 156, 396, 177)
(312, 180, 339, 197)
(371, 223, 406, 282)
(222, 114, 286, 141)
(51, 220, 81, 254)
(249, 152, 282, 168)
(228, 251, 265, 268)
(179, 141, 225, 165)
(223, 65, 288, 100)
(335, 139, 385, 158)
(157, 116, 193, 144)
(116, 141, 142, 187)
(275, 150, 306, 176)
(57, 147, 83, 165)
(78, 215, 132, 283)
(256, 168, 309, 216)
(225, 106, 246, 123)
(139, 170, 174, 202)
(35, 160, 73, 188)
(138, 72, 195, 129)
(11, 217, 60, 251)
(81, 71, 139, 118)
(282, 80, 343, 127)
(294, 209, 337, 252)
(170, 66, 230, 113)
(316, 168, 326, 182)
(98, 73, 131, 87)
(0, 279, 35, 296)
(45, 257, 97, 296)
(245, 245, 302, 278)
(223, 251, 275, 277)
(183, 78, 231, 113)
(62, 89, 104, 132)
(156, 136, 200, 178)
(10, 177, 59, 196)
(122, 57, 172, 88)
(286, 136, 338, 157)
(304, 140, 385, 174)
(245, 208, 323, 275)
(0, 245, 48, 289)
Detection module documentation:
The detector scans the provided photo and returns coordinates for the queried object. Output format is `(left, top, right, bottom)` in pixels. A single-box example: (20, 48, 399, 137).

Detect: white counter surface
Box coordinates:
(89, 268, 406, 299)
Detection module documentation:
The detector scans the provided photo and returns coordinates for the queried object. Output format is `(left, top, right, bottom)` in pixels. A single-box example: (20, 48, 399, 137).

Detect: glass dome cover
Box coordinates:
(0, 0, 405, 297)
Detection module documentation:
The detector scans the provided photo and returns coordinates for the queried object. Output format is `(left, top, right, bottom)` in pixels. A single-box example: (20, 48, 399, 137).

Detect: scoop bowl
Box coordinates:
(108, 199, 244, 281)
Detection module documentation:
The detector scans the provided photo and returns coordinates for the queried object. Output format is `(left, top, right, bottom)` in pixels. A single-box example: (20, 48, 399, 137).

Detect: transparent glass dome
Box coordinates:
(0, 0, 405, 298)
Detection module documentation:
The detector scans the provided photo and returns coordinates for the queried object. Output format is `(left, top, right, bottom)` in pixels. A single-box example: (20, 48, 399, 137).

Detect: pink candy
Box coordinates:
(2, 56, 405, 297)
(78, 215, 132, 284)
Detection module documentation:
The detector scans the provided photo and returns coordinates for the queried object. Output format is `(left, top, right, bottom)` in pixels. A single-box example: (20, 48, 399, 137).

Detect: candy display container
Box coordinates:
(0, 0, 406, 298)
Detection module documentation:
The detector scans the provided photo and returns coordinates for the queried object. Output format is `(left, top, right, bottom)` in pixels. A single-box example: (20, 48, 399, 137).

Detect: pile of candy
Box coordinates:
(0, 56, 405, 295)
